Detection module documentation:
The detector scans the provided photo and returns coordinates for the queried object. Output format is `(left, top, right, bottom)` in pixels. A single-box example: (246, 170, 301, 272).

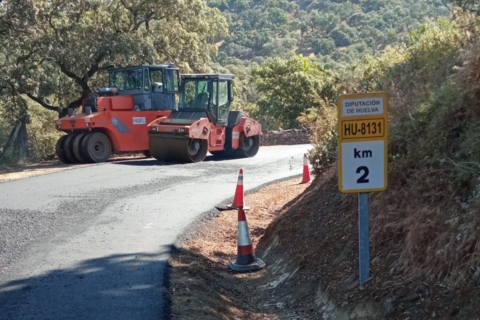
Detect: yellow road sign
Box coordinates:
(341, 118, 385, 140)
(337, 92, 389, 193)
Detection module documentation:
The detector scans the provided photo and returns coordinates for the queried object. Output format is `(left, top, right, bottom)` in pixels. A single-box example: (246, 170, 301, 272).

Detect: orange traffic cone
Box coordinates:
(229, 206, 266, 272)
(301, 153, 311, 183)
(224, 168, 250, 211)
(231, 168, 245, 207)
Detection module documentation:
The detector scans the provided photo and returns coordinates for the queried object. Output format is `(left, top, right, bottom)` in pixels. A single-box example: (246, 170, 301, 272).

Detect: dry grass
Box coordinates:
(253, 160, 480, 318)
(276, 24, 480, 317)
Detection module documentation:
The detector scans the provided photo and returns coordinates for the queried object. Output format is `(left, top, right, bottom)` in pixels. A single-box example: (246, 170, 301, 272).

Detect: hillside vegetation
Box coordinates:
(210, 0, 450, 68)
(0, 0, 465, 167)
(209, 0, 453, 131)
(250, 6, 480, 318)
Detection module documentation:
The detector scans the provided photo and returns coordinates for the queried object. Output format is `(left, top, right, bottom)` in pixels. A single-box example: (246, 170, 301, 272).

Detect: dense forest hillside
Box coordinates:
(209, 0, 450, 68)
(0, 0, 461, 163)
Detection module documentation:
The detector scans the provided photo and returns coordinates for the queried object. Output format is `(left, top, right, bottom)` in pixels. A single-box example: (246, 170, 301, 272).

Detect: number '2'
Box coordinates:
(356, 166, 369, 183)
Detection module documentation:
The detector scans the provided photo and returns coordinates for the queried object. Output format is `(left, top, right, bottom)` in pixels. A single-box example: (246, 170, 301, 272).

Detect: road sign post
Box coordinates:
(358, 193, 370, 286)
(337, 92, 389, 288)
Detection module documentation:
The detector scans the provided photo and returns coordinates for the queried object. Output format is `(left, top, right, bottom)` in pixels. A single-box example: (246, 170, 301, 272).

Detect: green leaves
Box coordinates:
(451, 0, 480, 14)
(211, 0, 449, 68)
(0, 0, 228, 115)
(250, 54, 337, 130)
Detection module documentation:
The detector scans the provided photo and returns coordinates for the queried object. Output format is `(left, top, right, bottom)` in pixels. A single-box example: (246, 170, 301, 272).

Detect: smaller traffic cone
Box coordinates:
(231, 168, 245, 207)
(301, 153, 311, 184)
(223, 168, 250, 211)
(229, 206, 266, 272)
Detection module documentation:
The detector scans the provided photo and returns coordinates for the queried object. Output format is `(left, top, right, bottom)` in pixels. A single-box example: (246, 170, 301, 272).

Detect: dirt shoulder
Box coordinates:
(0, 161, 90, 183)
(0, 154, 146, 183)
(168, 176, 311, 319)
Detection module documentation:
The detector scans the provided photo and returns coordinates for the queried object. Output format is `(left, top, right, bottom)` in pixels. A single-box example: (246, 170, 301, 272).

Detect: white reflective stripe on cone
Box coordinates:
(238, 221, 252, 246)
(237, 175, 243, 186)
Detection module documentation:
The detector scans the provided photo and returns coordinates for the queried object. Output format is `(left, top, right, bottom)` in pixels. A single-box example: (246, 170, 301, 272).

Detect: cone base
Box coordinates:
(226, 204, 250, 210)
(229, 257, 266, 273)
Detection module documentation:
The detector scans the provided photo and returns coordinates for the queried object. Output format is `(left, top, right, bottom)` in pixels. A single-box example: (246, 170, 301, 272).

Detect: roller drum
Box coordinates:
(148, 133, 208, 163)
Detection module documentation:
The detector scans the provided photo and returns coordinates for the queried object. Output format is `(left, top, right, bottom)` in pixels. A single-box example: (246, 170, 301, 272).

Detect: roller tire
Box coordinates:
(64, 134, 78, 163)
(186, 138, 208, 163)
(72, 132, 89, 163)
(55, 135, 71, 164)
(81, 133, 94, 163)
(223, 134, 260, 159)
(82, 132, 112, 163)
(239, 133, 260, 158)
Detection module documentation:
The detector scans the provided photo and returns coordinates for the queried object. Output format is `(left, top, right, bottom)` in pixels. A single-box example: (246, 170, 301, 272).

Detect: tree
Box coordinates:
(330, 29, 352, 47)
(0, 0, 228, 118)
(451, 0, 480, 14)
(250, 54, 337, 130)
(312, 38, 336, 56)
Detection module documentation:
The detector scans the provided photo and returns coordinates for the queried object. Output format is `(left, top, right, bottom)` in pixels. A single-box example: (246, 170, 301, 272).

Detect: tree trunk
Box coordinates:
(13, 122, 29, 160)
(0, 121, 21, 162)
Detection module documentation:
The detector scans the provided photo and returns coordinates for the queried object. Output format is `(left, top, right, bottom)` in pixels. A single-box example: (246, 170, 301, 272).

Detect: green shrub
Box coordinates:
(26, 102, 62, 161)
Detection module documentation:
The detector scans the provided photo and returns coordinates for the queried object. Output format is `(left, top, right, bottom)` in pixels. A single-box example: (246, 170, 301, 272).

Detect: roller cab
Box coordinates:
(147, 74, 262, 163)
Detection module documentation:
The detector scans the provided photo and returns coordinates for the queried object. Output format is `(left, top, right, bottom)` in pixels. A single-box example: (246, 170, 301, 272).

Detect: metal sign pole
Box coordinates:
(358, 192, 370, 287)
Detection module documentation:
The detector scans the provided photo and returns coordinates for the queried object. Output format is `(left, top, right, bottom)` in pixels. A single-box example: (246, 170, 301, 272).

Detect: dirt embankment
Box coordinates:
(169, 163, 480, 319)
(260, 127, 311, 146)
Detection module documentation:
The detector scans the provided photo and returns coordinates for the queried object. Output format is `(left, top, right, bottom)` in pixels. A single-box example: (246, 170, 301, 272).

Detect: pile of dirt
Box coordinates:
(260, 127, 312, 146)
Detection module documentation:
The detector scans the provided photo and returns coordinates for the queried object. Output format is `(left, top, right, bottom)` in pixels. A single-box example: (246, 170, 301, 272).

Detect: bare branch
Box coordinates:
(57, 61, 83, 84)
(58, 62, 91, 105)
(25, 93, 57, 111)
(67, 96, 84, 109)
(46, 14, 60, 40)
(119, 0, 133, 11)
(16, 49, 39, 66)
(86, 51, 107, 79)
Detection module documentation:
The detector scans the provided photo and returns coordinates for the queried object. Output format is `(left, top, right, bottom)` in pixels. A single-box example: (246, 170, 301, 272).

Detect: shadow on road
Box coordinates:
(112, 158, 181, 167)
(112, 154, 235, 167)
(168, 246, 270, 319)
(0, 247, 173, 320)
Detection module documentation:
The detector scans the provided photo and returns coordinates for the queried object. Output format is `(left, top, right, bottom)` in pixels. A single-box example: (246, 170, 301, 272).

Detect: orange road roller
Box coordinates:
(54, 64, 180, 163)
(147, 74, 262, 163)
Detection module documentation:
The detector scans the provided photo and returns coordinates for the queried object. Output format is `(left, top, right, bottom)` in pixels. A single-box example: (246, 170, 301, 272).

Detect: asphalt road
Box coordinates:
(0, 144, 311, 320)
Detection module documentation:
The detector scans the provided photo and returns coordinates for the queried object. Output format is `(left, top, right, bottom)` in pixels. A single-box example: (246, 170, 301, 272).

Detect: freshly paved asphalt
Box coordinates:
(0, 144, 311, 320)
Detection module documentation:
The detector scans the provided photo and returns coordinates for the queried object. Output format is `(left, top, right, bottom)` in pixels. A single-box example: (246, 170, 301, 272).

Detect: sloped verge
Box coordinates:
(255, 163, 480, 319)
(168, 161, 480, 319)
